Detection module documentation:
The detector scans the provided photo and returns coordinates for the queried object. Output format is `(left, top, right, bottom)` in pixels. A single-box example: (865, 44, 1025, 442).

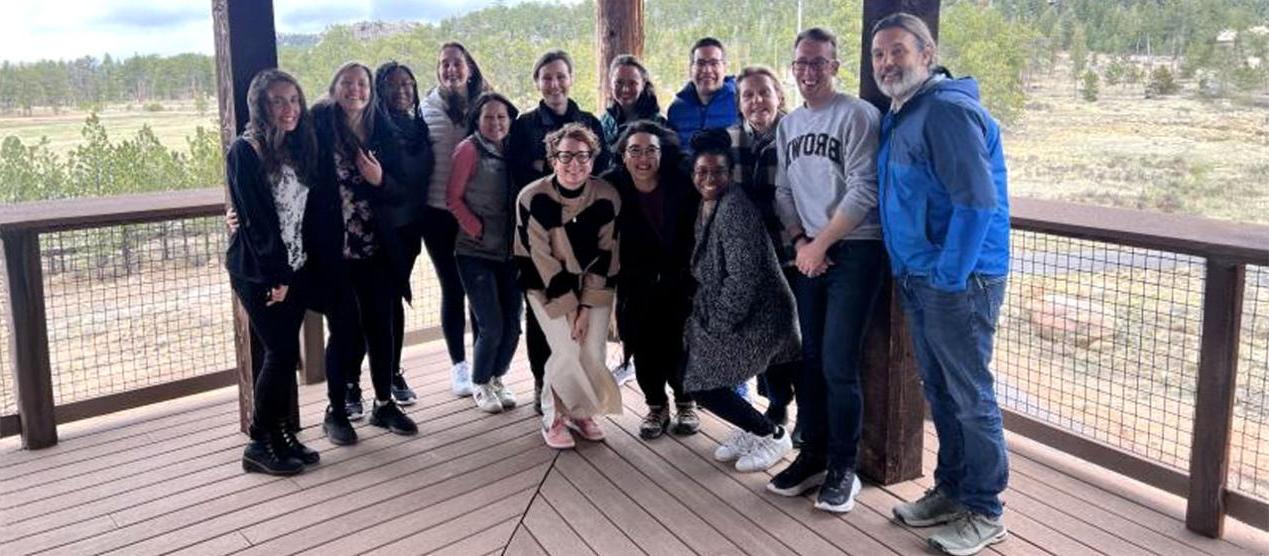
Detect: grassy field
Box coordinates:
(0, 104, 217, 156)
(1004, 71, 1269, 225)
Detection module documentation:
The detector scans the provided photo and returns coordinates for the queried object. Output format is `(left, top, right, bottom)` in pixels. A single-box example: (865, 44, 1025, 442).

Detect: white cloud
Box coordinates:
(1, 0, 579, 63)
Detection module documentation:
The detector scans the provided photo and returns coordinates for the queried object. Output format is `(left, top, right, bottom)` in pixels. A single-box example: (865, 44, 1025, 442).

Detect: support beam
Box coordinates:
(2, 230, 57, 449)
(594, 0, 644, 111)
(853, 0, 941, 485)
(1186, 260, 1245, 537)
(212, 0, 279, 434)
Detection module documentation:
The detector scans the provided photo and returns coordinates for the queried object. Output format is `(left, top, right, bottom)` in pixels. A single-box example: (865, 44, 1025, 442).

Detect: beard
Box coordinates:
(875, 66, 928, 100)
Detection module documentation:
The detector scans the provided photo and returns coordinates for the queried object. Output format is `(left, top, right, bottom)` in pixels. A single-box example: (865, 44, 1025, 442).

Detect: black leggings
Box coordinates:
(524, 296, 550, 384)
(695, 387, 776, 437)
(325, 255, 397, 405)
(232, 273, 306, 438)
(419, 206, 477, 365)
(349, 224, 420, 385)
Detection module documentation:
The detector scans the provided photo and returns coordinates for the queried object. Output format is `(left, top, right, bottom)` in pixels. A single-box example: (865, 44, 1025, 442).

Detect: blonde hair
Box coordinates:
(545, 123, 600, 160)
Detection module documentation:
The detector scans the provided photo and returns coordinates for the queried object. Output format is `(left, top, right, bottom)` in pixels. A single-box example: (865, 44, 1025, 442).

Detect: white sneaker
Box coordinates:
(473, 383, 503, 413)
(451, 361, 473, 397)
(610, 360, 636, 386)
(491, 376, 517, 409)
(713, 429, 755, 462)
(735, 427, 793, 472)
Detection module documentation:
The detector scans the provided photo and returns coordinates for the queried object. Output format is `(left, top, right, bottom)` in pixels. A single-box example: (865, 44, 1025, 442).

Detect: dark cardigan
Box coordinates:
(311, 102, 415, 302)
(606, 166, 699, 354)
(225, 137, 341, 290)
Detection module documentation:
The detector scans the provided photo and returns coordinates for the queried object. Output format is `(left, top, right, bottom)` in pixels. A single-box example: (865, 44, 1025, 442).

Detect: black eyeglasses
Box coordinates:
(792, 58, 835, 72)
(554, 151, 594, 164)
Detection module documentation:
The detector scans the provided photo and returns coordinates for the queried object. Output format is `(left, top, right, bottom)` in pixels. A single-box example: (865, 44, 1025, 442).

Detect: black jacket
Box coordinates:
(508, 99, 610, 189)
(311, 102, 415, 302)
(225, 137, 340, 288)
(606, 167, 699, 353)
(381, 111, 435, 229)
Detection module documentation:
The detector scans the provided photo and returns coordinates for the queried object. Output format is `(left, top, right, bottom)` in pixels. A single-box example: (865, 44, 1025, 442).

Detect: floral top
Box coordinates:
(336, 151, 377, 259)
(272, 163, 309, 271)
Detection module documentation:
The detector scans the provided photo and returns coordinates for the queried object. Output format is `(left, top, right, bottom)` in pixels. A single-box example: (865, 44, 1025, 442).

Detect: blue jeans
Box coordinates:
(456, 255, 522, 385)
(793, 240, 884, 471)
(900, 274, 1009, 518)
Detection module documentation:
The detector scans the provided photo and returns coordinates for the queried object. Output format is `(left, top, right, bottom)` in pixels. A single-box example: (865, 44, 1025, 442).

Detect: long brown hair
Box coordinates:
(243, 68, 318, 183)
(318, 61, 378, 162)
(437, 42, 492, 125)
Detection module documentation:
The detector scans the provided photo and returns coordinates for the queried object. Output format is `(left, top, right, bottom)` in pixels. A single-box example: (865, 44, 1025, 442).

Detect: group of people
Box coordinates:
(225, 12, 1012, 556)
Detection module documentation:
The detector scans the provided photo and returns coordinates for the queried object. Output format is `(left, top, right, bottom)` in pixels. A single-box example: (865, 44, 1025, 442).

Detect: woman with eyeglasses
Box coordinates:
(508, 49, 611, 415)
(683, 128, 800, 473)
(726, 65, 802, 445)
(514, 123, 622, 449)
(603, 120, 700, 440)
(420, 42, 493, 398)
(446, 92, 522, 414)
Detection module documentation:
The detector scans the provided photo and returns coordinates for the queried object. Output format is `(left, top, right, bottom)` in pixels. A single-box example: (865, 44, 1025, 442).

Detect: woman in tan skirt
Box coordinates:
(514, 123, 623, 449)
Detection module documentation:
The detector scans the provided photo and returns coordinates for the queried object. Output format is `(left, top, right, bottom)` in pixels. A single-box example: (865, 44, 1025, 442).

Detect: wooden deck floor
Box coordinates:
(1, 340, 1265, 555)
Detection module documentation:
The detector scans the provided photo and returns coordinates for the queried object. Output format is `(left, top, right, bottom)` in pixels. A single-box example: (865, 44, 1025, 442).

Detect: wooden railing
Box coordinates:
(1009, 198, 1269, 536)
(0, 191, 1265, 538)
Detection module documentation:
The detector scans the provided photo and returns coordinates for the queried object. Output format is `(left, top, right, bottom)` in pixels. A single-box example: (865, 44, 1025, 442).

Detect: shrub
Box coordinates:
(142, 102, 165, 112)
(1146, 66, 1180, 98)
(1081, 70, 1100, 102)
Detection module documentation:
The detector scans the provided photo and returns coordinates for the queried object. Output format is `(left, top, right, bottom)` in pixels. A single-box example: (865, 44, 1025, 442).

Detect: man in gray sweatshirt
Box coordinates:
(765, 27, 886, 515)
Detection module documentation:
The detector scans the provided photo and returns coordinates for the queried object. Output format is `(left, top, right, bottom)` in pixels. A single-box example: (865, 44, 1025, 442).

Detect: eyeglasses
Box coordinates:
(624, 146, 660, 159)
(693, 168, 729, 180)
(792, 58, 836, 72)
(692, 59, 724, 69)
(554, 151, 593, 164)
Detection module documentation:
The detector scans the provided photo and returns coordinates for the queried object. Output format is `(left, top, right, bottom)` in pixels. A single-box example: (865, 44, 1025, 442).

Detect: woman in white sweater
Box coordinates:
(419, 42, 494, 397)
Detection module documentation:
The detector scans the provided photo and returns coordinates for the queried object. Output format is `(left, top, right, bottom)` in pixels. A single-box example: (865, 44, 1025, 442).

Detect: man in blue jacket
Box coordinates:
(872, 13, 1011, 556)
(667, 37, 738, 155)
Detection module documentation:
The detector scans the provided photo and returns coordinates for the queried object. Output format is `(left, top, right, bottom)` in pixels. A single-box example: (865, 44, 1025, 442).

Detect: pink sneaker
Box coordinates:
(542, 418, 575, 449)
(566, 417, 606, 441)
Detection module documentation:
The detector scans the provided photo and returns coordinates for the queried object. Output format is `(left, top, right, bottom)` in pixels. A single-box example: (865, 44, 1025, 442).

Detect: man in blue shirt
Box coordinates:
(667, 37, 738, 155)
(872, 13, 1012, 556)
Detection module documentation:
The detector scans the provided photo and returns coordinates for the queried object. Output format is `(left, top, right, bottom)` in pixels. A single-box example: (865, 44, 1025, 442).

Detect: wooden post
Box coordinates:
(853, 0, 941, 484)
(594, 0, 644, 111)
(212, 0, 279, 434)
(2, 230, 58, 449)
(300, 311, 325, 385)
(1186, 260, 1245, 537)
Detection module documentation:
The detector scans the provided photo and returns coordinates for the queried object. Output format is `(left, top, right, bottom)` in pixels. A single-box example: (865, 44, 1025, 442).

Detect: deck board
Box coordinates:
(1, 339, 1265, 555)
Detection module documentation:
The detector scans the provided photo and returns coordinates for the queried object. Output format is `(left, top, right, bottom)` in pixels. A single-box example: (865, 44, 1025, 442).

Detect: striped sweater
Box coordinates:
(514, 175, 621, 319)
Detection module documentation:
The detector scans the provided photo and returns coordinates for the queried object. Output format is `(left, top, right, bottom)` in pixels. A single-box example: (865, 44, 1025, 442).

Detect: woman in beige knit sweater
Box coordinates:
(514, 123, 623, 449)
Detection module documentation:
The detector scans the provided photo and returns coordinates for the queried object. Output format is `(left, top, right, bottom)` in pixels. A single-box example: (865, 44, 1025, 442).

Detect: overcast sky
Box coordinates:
(2, 0, 572, 63)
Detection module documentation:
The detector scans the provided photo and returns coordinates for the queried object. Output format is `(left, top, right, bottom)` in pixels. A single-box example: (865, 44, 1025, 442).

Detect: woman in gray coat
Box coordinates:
(684, 129, 800, 473)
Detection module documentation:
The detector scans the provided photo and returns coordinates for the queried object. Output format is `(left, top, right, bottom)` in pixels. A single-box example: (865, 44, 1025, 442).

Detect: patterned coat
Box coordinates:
(684, 186, 800, 392)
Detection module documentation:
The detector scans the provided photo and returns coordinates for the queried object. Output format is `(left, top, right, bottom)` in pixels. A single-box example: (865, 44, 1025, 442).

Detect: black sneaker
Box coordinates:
(370, 400, 418, 435)
(815, 467, 862, 513)
(344, 383, 365, 421)
(323, 405, 358, 446)
(766, 452, 827, 496)
(280, 428, 320, 465)
(391, 372, 418, 406)
(242, 435, 304, 476)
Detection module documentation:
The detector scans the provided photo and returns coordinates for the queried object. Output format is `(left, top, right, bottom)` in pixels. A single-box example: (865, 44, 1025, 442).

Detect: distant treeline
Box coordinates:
(0, 53, 214, 115)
